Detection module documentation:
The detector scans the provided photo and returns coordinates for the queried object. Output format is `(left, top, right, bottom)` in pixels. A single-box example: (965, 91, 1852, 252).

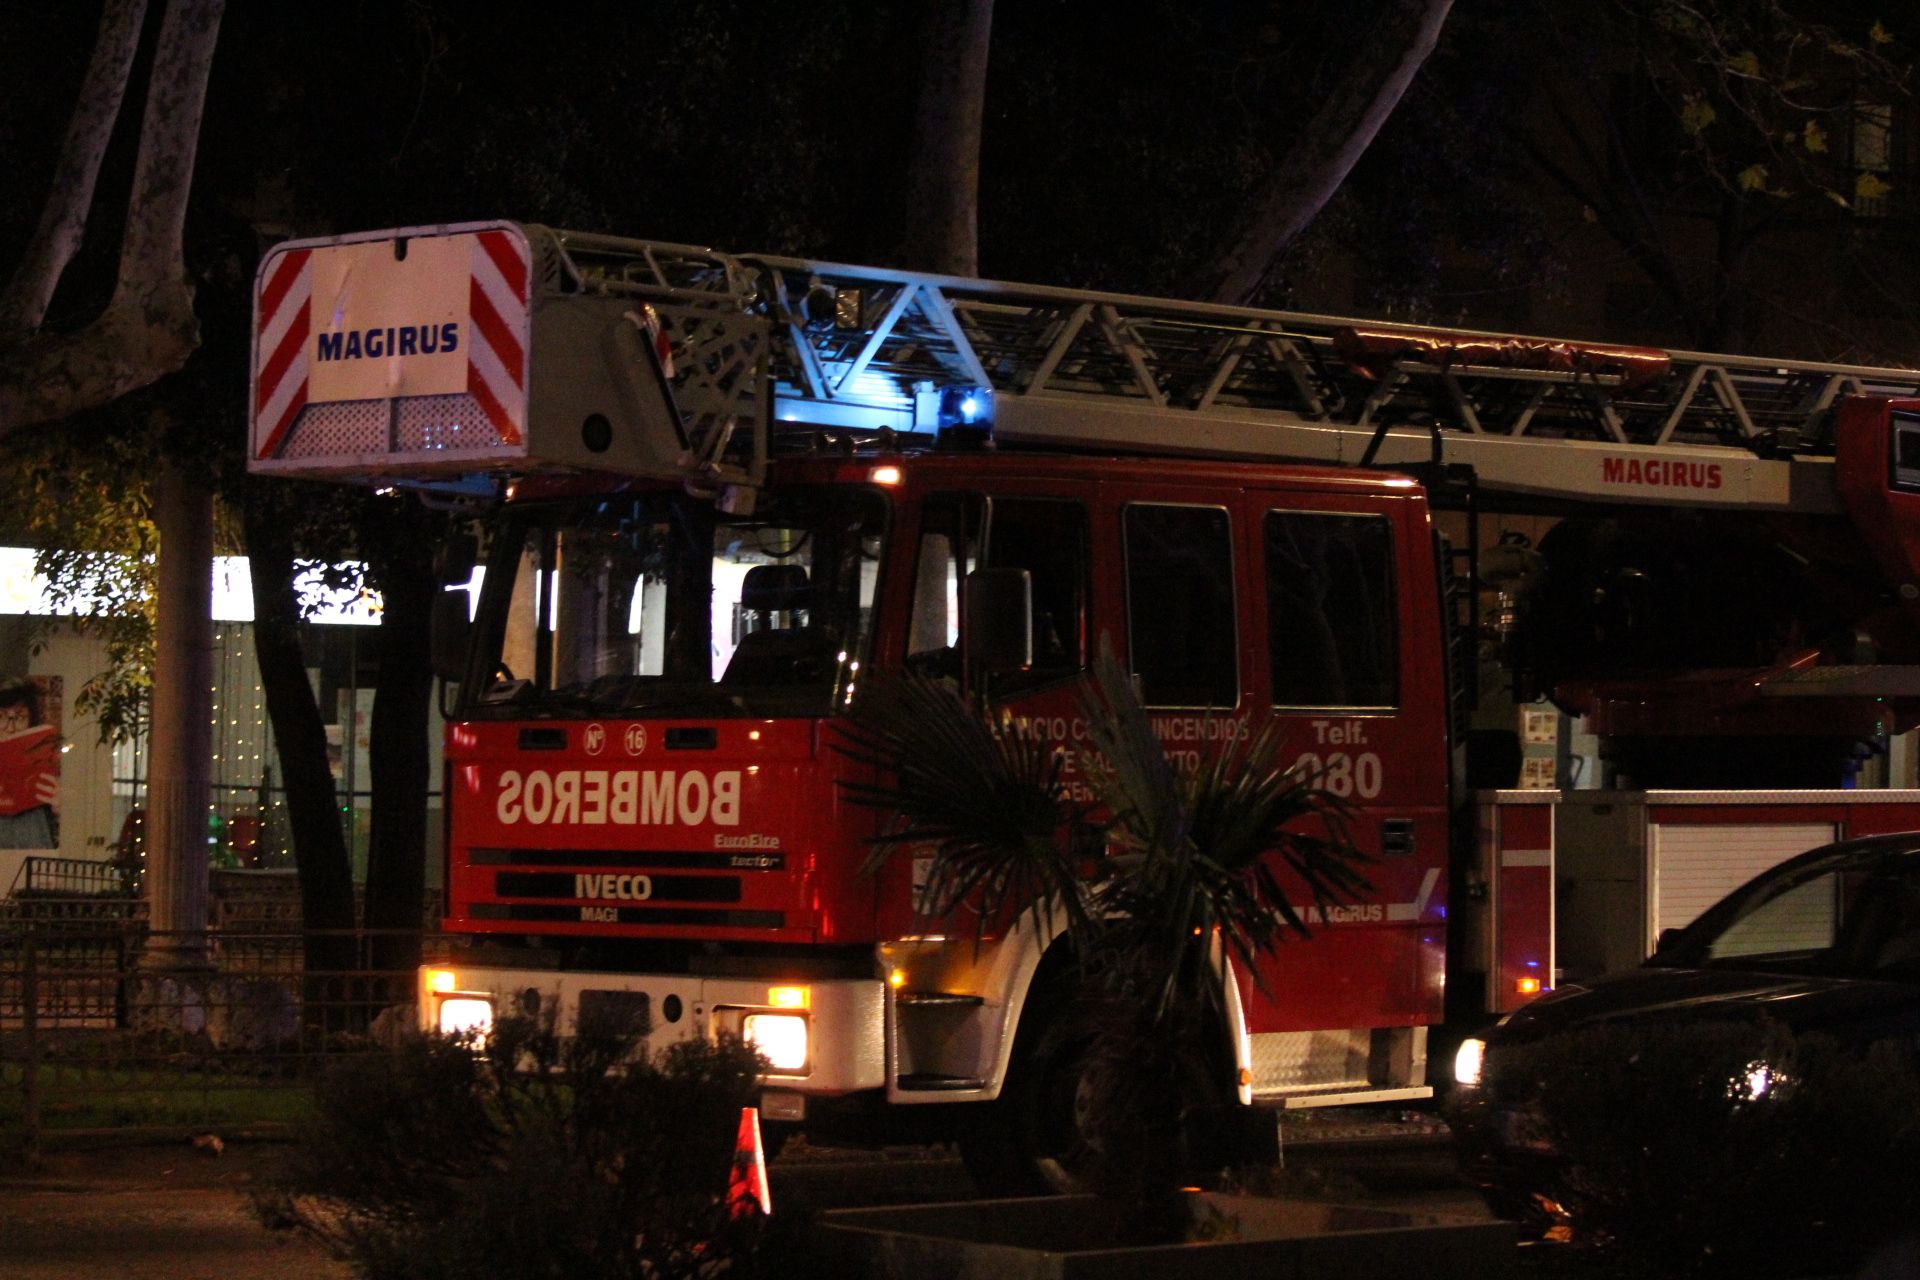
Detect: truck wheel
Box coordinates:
(957, 999, 1098, 1195)
(958, 991, 1232, 1196)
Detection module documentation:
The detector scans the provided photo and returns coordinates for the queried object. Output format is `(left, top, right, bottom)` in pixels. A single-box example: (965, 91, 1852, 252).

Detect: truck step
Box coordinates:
(1256, 1084, 1434, 1110)
(896, 1073, 988, 1092)
(894, 991, 984, 1007)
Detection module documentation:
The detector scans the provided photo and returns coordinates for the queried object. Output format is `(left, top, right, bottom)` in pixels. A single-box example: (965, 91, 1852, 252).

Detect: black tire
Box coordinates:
(958, 982, 1234, 1197)
(957, 996, 1094, 1196)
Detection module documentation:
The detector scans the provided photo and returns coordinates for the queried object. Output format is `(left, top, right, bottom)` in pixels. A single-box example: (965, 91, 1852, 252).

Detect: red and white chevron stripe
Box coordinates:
(465, 228, 529, 447)
(252, 247, 312, 461)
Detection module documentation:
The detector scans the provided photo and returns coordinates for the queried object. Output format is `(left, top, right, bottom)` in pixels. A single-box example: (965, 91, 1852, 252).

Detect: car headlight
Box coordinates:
(743, 1012, 809, 1072)
(1454, 1036, 1486, 1088)
(1732, 1058, 1782, 1102)
(438, 995, 495, 1041)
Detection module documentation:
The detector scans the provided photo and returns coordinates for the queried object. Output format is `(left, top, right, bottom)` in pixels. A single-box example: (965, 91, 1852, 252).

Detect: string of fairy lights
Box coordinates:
(107, 624, 447, 874)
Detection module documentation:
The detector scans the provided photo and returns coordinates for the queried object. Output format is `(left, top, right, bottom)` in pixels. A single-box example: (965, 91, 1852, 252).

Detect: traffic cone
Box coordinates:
(727, 1105, 772, 1218)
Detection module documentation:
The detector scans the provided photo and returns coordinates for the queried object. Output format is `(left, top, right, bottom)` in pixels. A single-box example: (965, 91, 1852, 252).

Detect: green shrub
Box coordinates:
(259, 1013, 772, 1280)
(1478, 1019, 1920, 1274)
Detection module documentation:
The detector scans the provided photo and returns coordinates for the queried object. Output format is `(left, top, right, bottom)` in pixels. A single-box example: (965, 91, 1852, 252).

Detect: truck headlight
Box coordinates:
(743, 1012, 808, 1071)
(1454, 1036, 1486, 1088)
(438, 995, 495, 1041)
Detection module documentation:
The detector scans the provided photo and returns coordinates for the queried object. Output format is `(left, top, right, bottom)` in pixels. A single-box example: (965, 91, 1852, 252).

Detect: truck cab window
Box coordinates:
(474, 486, 885, 718)
(907, 494, 981, 681)
(984, 498, 1089, 691)
(1124, 504, 1237, 708)
(1265, 511, 1398, 709)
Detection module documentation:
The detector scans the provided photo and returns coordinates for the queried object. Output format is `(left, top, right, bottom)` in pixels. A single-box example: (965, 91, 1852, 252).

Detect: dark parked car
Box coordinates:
(1450, 832, 1920, 1234)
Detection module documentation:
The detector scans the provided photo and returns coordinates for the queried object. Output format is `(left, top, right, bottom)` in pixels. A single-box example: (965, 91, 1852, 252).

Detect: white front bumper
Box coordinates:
(418, 963, 888, 1095)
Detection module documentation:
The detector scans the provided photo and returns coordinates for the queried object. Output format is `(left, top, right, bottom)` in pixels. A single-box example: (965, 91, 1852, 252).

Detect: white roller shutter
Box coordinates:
(1650, 823, 1836, 944)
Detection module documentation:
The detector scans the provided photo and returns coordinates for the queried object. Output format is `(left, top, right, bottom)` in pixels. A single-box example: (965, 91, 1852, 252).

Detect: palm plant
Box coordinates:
(837, 638, 1369, 1198)
(834, 665, 1097, 952)
(1074, 644, 1369, 1027)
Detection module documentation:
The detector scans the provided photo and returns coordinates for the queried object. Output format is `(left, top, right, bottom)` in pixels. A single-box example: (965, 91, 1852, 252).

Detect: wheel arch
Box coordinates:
(978, 913, 1252, 1105)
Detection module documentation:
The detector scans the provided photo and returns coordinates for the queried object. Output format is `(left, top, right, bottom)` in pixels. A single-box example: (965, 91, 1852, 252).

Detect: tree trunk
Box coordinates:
(898, 0, 994, 277)
(0, 0, 223, 435)
(142, 460, 213, 966)
(0, 0, 147, 341)
(1205, 0, 1452, 306)
(243, 494, 357, 980)
(362, 500, 441, 973)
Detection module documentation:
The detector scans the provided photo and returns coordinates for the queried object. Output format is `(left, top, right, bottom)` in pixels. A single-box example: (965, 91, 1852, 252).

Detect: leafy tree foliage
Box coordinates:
(3, 426, 157, 743)
(1483, 1, 1916, 354)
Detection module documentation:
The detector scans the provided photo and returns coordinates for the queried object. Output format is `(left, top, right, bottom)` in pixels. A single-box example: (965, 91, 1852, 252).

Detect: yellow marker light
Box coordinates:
(743, 1013, 809, 1071)
(767, 985, 810, 1010)
(888, 968, 908, 989)
(426, 969, 457, 993)
(1516, 976, 1543, 996)
(870, 465, 903, 487)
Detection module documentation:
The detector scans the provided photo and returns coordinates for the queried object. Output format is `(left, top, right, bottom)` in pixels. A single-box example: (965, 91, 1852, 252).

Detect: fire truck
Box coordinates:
(249, 221, 1920, 1189)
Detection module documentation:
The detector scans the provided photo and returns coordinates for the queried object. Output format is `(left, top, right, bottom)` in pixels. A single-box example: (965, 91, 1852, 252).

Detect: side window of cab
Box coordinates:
(906, 494, 981, 682)
(1264, 510, 1398, 710)
(983, 498, 1089, 693)
(906, 493, 1090, 693)
(1123, 503, 1238, 708)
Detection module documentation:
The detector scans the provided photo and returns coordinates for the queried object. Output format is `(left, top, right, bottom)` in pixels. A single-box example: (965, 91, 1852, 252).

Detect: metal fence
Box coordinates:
(8, 856, 139, 899)
(1, 914, 446, 1158)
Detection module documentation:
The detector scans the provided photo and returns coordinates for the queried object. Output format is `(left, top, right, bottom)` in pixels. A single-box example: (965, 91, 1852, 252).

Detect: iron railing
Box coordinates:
(0, 924, 447, 1159)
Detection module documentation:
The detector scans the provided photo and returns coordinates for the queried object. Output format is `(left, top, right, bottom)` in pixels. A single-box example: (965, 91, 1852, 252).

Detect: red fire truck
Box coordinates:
(249, 221, 1920, 1188)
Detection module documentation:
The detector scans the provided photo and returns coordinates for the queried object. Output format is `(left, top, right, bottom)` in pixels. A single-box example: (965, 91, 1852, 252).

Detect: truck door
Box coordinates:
(1238, 487, 1448, 1037)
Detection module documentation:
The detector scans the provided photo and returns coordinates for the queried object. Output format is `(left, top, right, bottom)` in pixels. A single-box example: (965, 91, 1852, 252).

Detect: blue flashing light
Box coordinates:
(938, 385, 994, 430)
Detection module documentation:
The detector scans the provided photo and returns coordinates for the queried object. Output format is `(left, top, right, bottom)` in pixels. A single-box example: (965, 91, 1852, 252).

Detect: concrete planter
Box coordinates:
(815, 1191, 1514, 1280)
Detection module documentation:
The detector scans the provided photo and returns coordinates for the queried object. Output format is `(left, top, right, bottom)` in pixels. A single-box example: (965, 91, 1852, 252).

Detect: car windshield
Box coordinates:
(467, 486, 885, 719)
(1670, 846, 1920, 981)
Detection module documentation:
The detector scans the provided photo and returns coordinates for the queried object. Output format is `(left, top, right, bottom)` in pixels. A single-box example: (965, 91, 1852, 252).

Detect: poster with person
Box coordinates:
(0, 676, 61, 849)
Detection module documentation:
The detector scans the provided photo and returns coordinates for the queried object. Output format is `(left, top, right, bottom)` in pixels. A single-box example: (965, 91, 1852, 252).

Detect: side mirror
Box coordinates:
(1653, 927, 1683, 956)
(964, 567, 1032, 677)
(431, 590, 473, 683)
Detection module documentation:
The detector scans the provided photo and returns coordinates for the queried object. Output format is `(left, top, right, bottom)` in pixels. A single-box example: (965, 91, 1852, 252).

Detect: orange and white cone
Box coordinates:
(727, 1105, 772, 1218)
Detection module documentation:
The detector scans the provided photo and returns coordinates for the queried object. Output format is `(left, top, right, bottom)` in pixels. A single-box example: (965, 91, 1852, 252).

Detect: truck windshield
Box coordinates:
(469, 486, 885, 719)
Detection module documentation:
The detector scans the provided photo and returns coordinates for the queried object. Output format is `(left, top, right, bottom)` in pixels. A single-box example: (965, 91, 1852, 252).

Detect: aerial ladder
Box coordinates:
(253, 220, 1920, 773)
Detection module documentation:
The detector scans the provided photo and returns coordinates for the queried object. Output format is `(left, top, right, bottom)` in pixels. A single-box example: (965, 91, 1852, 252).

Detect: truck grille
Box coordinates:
(468, 903, 783, 928)
(469, 847, 785, 871)
(493, 871, 742, 903)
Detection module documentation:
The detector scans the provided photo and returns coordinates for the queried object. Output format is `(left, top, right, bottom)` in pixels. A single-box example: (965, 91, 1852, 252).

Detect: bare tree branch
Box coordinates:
(1205, 0, 1452, 306)
(1530, 76, 1708, 336)
(0, 0, 224, 437)
(0, 0, 148, 342)
(118, 0, 220, 303)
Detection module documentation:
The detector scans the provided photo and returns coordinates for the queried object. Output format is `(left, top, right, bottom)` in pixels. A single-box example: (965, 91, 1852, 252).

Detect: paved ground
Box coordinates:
(0, 1142, 351, 1280)
(0, 1115, 1486, 1280)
